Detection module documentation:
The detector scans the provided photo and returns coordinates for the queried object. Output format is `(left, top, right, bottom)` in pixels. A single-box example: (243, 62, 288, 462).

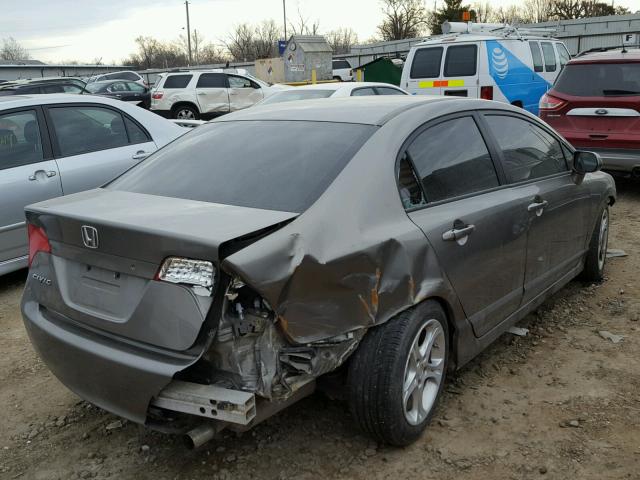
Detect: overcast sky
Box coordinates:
(2, 0, 638, 64)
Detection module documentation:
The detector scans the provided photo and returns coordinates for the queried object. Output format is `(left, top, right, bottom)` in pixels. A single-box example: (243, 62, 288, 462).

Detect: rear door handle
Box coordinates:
(132, 151, 150, 160)
(28, 170, 56, 181)
(527, 200, 548, 213)
(442, 224, 475, 241)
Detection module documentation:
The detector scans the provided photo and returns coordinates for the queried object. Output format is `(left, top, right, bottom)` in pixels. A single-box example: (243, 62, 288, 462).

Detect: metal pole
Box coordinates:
(185, 1, 192, 65)
(283, 0, 287, 39)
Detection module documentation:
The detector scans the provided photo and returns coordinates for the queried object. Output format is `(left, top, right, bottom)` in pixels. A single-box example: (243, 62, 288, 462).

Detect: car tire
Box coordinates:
(581, 206, 609, 282)
(172, 105, 199, 120)
(347, 300, 449, 446)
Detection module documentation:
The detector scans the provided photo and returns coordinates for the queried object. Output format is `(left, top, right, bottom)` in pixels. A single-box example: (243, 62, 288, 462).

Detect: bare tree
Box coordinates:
(253, 20, 281, 59)
(1, 37, 29, 61)
(288, 9, 320, 35)
(521, 0, 553, 22)
(325, 28, 359, 54)
(225, 23, 256, 62)
(378, 0, 429, 40)
(472, 2, 495, 22)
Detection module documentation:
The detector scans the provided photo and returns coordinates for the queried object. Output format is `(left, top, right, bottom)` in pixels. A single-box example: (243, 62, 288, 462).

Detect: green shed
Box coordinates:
(354, 57, 403, 86)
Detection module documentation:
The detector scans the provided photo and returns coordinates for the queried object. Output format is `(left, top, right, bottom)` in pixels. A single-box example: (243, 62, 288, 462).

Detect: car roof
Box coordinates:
(216, 95, 505, 126)
(570, 48, 640, 64)
(276, 82, 402, 92)
(0, 93, 131, 108)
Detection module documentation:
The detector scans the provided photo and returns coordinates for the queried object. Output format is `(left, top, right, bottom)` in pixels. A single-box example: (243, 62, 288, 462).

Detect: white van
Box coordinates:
(401, 22, 571, 115)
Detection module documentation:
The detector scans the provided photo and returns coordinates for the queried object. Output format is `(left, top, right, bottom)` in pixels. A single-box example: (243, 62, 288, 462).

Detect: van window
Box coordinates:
(333, 60, 351, 69)
(163, 75, 193, 89)
(541, 42, 556, 72)
(410, 47, 443, 79)
(529, 42, 544, 72)
(444, 45, 477, 77)
(556, 43, 571, 67)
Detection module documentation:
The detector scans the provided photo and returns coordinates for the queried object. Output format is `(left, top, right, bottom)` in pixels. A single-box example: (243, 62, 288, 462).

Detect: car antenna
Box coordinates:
(621, 35, 627, 54)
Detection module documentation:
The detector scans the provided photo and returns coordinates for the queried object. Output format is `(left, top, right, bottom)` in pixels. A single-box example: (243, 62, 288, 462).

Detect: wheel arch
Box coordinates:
(171, 101, 200, 114)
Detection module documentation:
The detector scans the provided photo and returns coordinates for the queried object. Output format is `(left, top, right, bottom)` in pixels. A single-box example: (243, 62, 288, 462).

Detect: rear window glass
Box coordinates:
(163, 75, 193, 89)
(541, 42, 556, 72)
(444, 45, 477, 77)
(109, 121, 376, 213)
(410, 47, 443, 79)
(529, 42, 544, 72)
(197, 73, 227, 88)
(554, 63, 640, 96)
(260, 90, 334, 104)
(333, 60, 351, 69)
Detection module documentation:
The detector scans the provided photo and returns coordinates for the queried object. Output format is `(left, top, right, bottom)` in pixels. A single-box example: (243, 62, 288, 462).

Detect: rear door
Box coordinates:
(227, 74, 264, 111)
(0, 107, 62, 265)
(441, 43, 479, 98)
(45, 104, 156, 194)
(405, 46, 444, 96)
(195, 73, 229, 114)
(404, 114, 531, 338)
(540, 41, 559, 85)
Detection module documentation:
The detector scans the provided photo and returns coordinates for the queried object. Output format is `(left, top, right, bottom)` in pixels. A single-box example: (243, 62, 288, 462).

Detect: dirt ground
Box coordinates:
(1, 180, 639, 480)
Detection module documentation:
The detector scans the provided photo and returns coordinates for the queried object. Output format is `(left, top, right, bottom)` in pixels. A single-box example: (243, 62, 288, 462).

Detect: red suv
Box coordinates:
(539, 47, 640, 178)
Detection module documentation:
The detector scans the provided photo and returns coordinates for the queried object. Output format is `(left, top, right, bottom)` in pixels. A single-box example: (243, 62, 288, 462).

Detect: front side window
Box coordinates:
(529, 42, 544, 72)
(196, 73, 226, 88)
(108, 82, 128, 92)
(351, 87, 377, 96)
(49, 106, 129, 157)
(127, 82, 146, 92)
(109, 121, 376, 213)
(444, 44, 477, 77)
(228, 75, 253, 89)
(485, 115, 568, 183)
(541, 42, 557, 72)
(410, 47, 443, 79)
(0, 110, 43, 169)
(407, 116, 499, 203)
(164, 74, 193, 89)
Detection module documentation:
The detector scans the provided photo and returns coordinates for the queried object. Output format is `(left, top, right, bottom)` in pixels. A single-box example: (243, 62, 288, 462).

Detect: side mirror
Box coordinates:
(573, 150, 602, 175)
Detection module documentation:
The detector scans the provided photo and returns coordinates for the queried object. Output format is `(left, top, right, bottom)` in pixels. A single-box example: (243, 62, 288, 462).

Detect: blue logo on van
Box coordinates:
(486, 40, 551, 115)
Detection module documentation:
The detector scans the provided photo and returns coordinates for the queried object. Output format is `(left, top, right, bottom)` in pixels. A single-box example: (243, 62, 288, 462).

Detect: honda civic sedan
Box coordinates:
(21, 96, 616, 447)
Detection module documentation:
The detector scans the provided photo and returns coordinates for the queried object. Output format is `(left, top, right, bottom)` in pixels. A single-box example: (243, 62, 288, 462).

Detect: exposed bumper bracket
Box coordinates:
(151, 380, 256, 425)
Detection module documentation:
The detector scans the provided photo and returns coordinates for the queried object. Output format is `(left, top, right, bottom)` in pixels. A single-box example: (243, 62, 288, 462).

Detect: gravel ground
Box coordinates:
(1, 180, 639, 480)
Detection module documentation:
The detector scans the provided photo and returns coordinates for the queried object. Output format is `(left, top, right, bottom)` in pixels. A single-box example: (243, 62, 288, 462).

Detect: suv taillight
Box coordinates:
(539, 93, 566, 111)
(480, 86, 493, 100)
(152, 92, 164, 100)
(27, 224, 51, 267)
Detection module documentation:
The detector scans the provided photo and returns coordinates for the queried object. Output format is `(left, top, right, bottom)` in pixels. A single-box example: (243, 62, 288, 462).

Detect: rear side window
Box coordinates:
(485, 115, 567, 182)
(410, 47, 443, 79)
(124, 117, 150, 144)
(556, 43, 571, 67)
(42, 84, 65, 94)
(406, 116, 499, 203)
(121, 72, 140, 81)
(260, 90, 334, 105)
(397, 155, 426, 209)
(164, 75, 193, 89)
(529, 42, 544, 72)
(0, 110, 44, 169)
(109, 121, 376, 213)
(541, 42, 557, 72)
(351, 87, 377, 96)
(375, 87, 406, 95)
(333, 60, 351, 69)
(554, 63, 640, 96)
(196, 73, 226, 88)
(444, 45, 477, 77)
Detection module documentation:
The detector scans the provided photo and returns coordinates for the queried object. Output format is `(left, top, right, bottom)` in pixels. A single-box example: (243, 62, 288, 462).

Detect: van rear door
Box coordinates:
(404, 46, 444, 96)
(441, 43, 479, 98)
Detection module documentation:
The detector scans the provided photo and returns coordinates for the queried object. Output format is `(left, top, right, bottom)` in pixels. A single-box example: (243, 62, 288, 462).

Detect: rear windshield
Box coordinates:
(554, 63, 640, 96)
(260, 90, 335, 104)
(109, 120, 376, 213)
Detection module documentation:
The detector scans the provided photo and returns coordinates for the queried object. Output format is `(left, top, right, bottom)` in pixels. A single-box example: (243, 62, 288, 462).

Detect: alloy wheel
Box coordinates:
(597, 208, 609, 271)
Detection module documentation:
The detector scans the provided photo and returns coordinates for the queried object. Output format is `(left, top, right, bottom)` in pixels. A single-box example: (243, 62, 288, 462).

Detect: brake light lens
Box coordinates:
(27, 224, 51, 267)
(152, 92, 164, 100)
(539, 93, 566, 111)
(156, 257, 215, 296)
(480, 86, 493, 100)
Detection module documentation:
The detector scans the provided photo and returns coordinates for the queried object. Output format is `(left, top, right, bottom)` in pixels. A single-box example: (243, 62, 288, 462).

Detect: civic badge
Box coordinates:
(81, 225, 99, 249)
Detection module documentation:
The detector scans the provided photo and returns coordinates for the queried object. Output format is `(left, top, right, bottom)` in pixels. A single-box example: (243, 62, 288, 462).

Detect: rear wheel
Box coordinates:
(581, 206, 609, 282)
(172, 105, 199, 120)
(347, 301, 449, 446)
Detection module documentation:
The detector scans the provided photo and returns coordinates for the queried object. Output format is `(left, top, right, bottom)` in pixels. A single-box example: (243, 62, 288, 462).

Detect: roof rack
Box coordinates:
(441, 21, 557, 40)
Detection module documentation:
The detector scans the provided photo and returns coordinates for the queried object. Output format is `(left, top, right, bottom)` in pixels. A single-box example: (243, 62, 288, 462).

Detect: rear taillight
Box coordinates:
(152, 92, 164, 100)
(480, 86, 493, 100)
(27, 224, 51, 267)
(156, 257, 215, 296)
(539, 93, 566, 111)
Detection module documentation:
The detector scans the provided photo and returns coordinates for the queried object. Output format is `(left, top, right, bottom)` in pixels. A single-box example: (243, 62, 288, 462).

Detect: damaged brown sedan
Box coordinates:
(21, 96, 616, 447)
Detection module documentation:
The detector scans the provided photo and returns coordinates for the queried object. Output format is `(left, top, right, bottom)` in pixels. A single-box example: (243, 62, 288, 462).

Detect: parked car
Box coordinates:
(21, 96, 615, 448)
(539, 47, 640, 178)
(332, 58, 354, 81)
(0, 78, 85, 96)
(0, 94, 185, 276)
(88, 70, 146, 87)
(401, 21, 571, 114)
(258, 82, 408, 105)
(150, 70, 280, 119)
(84, 80, 151, 109)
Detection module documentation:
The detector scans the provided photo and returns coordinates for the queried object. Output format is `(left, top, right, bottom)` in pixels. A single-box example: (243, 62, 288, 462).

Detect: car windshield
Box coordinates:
(554, 62, 640, 96)
(84, 83, 104, 93)
(109, 120, 376, 213)
(260, 90, 335, 105)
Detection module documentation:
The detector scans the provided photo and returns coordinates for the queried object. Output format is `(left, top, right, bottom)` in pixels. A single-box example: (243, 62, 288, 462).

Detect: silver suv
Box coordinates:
(151, 70, 277, 120)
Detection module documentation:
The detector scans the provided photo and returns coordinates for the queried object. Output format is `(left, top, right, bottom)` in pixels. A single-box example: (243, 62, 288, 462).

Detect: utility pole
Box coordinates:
(185, 1, 192, 65)
(283, 0, 287, 39)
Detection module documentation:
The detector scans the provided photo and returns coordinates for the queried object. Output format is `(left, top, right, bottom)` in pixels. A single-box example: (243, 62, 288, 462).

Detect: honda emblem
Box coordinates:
(81, 225, 99, 249)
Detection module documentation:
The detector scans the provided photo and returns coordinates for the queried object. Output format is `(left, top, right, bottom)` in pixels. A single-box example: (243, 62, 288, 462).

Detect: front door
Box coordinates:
(227, 75, 264, 111)
(0, 108, 62, 266)
(483, 113, 591, 303)
(403, 115, 529, 338)
(194, 73, 230, 114)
